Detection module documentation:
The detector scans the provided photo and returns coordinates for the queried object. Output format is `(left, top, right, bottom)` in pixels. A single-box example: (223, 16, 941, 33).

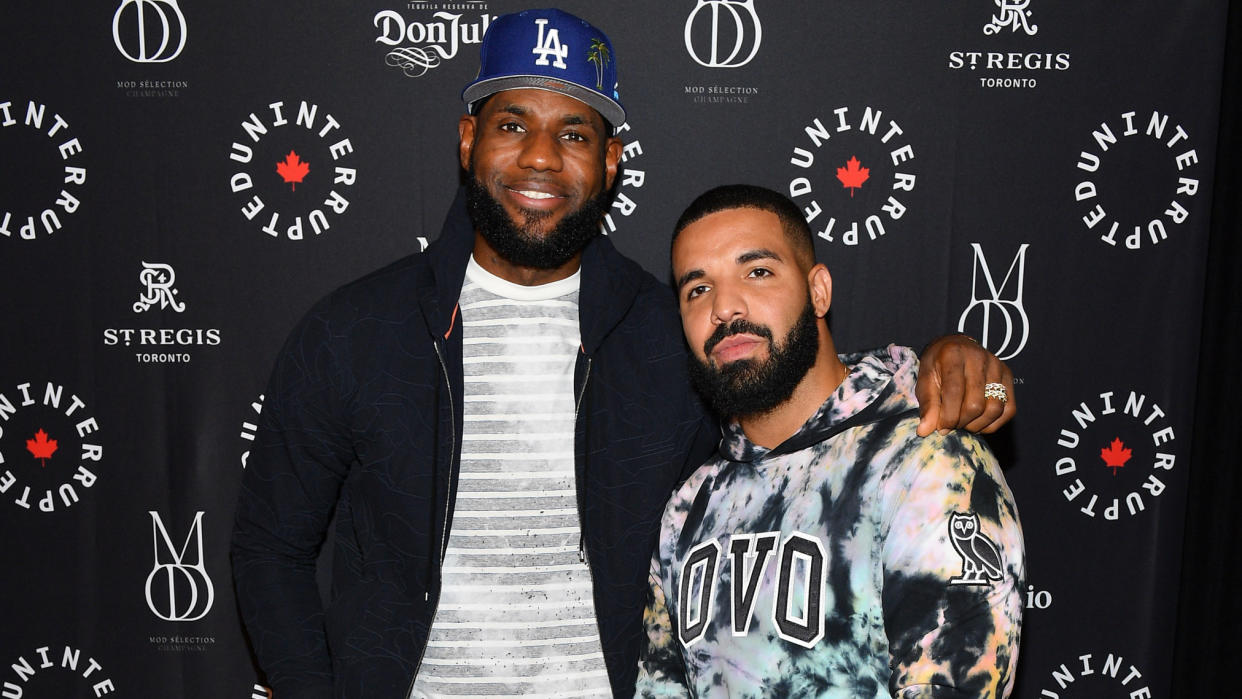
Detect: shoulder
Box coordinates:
(295, 253, 430, 329)
(875, 418, 1018, 528)
(585, 239, 692, 379)
(910, 427, 1000, 485)
(631, 280, 684, 344)
(271, 252, 437, 374)
(871, 415, 998, 479)
(606, 255, 685, 352)
(661, 459, 724, 531)
(312, 252, 431, 318)
(590, 234, 679, 320)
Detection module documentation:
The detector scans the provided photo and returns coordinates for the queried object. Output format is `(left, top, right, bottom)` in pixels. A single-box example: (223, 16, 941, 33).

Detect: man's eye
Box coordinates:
(687, 284, 709, 300)
(499, 122, 525, 133)
(562, 131, 587, 142)
(748, 267, 772, 278)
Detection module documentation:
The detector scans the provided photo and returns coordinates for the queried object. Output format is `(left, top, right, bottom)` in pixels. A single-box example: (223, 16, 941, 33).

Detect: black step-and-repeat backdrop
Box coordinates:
(1, 1, 1232, 696)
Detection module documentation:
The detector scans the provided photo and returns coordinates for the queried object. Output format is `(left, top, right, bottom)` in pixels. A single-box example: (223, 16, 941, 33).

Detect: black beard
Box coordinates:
(465, 165, 609, 270)
(687, 301, 820, 419)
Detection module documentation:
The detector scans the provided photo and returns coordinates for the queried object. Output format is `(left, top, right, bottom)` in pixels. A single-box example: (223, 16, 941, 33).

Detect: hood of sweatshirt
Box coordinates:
(718, 344, 920, 463)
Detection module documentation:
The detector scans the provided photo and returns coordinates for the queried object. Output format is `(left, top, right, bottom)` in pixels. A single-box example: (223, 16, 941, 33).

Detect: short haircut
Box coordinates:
(673, 184, 815, 267)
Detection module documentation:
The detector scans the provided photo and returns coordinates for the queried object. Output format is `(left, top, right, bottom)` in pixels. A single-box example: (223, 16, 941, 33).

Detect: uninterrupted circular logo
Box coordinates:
(1, 100, 87, 241)
(1073, 109, 1201, 251)
(3, 645, 116, 696)
(0, 381, 102, 514)
(1051, 388, 1177, 522)
(227, 100, 358, 241)
(784, 106, 918, 248)
(599, 121, 647, 239)
(1036, 651, 1154, 697)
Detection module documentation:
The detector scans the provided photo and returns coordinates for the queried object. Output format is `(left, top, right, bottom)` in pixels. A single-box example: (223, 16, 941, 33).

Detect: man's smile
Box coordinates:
(504, 182, 567, 210)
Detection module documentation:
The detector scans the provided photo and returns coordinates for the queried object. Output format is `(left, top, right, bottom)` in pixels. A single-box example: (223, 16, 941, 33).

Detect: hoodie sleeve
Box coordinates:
(878, 430, 1025, 698)
(636, 553, 692, 698)
(230, 302, 356, 698)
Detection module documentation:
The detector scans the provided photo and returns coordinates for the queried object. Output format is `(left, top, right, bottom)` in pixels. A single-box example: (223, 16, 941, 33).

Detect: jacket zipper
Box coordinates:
(410, 340, 458, 694)
(573, 356, 609, 683)
(575, 355, 592, 564)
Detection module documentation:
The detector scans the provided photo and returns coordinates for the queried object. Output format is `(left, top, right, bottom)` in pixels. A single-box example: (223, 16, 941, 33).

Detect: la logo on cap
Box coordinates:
(532, 17, 569, 68)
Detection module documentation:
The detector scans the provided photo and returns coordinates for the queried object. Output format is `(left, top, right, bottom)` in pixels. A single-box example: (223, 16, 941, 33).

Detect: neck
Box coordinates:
(471, 233, 582, 286)
(737, 323, 847, 450)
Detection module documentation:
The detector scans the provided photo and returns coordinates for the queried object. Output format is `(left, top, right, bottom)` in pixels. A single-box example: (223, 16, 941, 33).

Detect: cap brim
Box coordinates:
(463, 75, 626, 127)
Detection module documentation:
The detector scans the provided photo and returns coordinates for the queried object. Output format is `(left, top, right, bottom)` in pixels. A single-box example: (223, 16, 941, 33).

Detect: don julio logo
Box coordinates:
(145, 511, 215, 622)
(1074, 110, 1201, 250)
(1053, 389, 1176, 521)
(684, 0, 762, 68)
(957, 243, 1029, 360)
(374, 6, 492, 77)
(0, 100, 87, 241)
(112, 0, 187, 63)
(228, 100, 358, 241)
(3, 646, 115, 697)
(1038, 651, 1152, 698)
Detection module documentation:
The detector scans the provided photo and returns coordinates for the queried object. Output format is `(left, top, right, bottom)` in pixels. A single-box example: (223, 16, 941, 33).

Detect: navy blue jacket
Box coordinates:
(231, 192, 717, 698)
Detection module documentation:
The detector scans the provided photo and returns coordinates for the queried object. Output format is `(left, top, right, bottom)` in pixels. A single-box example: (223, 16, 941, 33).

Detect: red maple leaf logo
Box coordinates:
(1100, 437, 1132, 476)
(276, 150, 310, 191)
(836, 156, 870, 197)
(26, 429, 58, 467)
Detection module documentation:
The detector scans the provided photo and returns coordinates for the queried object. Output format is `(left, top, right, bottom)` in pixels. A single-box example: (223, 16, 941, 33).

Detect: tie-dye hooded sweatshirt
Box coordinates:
(636, 346, 1024, 698)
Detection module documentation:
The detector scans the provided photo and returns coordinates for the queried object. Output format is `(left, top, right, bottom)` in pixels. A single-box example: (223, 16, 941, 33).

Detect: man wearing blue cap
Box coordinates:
(232, 8, 1015, 698)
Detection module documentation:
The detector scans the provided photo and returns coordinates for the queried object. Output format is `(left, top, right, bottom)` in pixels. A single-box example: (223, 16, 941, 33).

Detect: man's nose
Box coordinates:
(516, 130, 563, 172)
(711, 283, 747, 326)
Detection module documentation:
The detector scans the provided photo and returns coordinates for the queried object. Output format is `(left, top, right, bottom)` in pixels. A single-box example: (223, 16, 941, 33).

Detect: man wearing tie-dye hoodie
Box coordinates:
(636, 185, 1025, 698)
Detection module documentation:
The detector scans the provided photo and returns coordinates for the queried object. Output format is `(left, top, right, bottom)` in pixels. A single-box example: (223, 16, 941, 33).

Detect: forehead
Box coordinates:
(478, 88, 604, 127)
(672, 208, 791, 271)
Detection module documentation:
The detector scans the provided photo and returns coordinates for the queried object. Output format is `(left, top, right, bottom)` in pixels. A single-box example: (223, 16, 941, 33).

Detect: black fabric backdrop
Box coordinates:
(1, 1, 1236, 696)
(1172, 0, 1241, 693)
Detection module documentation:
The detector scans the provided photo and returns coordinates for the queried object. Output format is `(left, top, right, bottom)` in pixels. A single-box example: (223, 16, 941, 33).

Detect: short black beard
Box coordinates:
(465, 165, 609, 270)
(688, 301, 820, 419)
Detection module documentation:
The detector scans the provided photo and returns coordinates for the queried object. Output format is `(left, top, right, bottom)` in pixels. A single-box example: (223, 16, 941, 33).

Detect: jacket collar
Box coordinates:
(422, 185, 643, 351)
(577, 230, 641, 354)
(420, 186, 476, 339)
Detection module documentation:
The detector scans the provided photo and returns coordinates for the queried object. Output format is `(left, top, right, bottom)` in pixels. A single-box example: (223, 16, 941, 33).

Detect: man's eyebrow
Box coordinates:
(675, 248, 783, 290)
(493, 106, 597, 130)
(563, 113, 605, 133)
(737, 248, 782, 264)
(675, 269, 704, 291)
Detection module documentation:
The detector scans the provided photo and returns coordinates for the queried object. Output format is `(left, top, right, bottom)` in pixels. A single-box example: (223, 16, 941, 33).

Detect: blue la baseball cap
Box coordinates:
(462, 8, 625, 127)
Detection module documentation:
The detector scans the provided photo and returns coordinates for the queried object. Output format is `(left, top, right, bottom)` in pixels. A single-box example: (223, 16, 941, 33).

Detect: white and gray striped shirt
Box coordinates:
(409, 257, 611, 698)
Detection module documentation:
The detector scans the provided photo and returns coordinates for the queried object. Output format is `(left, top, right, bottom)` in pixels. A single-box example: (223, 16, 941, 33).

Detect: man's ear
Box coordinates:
(808, 263, 833, 317)
(603, 136, 623, 190)
(458, 115, 477, 171)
